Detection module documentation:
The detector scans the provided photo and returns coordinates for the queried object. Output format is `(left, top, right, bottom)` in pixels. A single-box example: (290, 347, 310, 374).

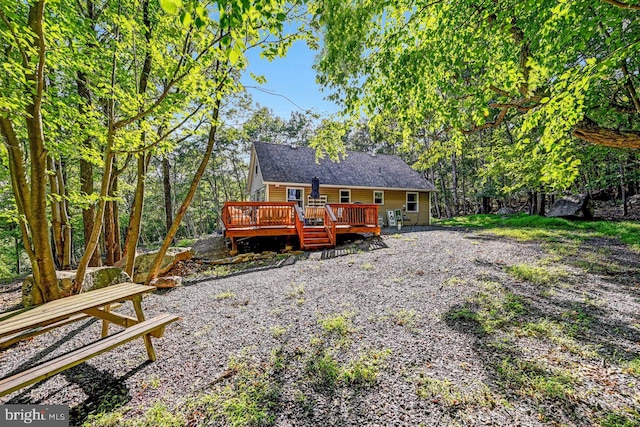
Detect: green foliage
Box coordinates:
(447, 281, 527, 334)
(340, 349, 390, 386)
(185, 356, 281, 426)
(437, 214, 640, 251)
(624, 359, 640, 377)
(315, 0, 640, 186)
(214, 291, 235, 300)
(498, 356, 579, 401)
(318, 311, 356, 336)
(416, 376, 496, 408)
(305, 349, 341, 388)
(506, 264, 568, 287)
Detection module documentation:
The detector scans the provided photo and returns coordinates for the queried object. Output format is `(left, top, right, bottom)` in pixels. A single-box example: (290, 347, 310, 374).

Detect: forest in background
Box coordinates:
(2, 104, 638, 280)
(1, 0, 639, 297)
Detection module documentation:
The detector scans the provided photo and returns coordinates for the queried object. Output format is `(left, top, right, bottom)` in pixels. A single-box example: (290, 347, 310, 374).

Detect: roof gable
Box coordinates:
(252, 142, 436, 191)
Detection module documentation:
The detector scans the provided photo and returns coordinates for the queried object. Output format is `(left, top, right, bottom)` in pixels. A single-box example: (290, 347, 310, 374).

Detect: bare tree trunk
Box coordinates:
(620, 161, 627, 216)
(146, 100, 221, 284)
(451, 153, 459, 216)
(75, 0, 102, 267)
(163, 155, 174, 234)
(113, 176, 122, 262)
(438, 161, 452, 218)
(123, 153, 147, 277)
(47, 156, 64, 269)
(104, 185, 116, 265)
(56, 158, 72, 269)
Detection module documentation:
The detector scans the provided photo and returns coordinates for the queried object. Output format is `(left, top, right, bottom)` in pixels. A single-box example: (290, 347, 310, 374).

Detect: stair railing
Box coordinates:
(324, 204, 337, 246)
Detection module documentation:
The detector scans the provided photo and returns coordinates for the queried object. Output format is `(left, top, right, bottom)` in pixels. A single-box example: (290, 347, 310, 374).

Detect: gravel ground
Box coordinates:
(1, 227, 639, 426)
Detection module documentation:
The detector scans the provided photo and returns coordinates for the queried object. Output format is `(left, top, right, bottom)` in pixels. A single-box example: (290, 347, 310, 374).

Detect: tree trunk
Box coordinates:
(145, 100, 221, 284)
(24, 2, 60, 302)
(438, 162, 452, 218)
(56, 158, 72, 269)
(123, 153, 148, 277)
(47, 156, 64, 269)
(620, 161, 627, 216)
(122, 0, 154, 276)
(113, 176, 122, 262)
(104, 195, 116, 265)
(451, 153, 459, 216)
(14, 235, 21, 275)
(163, 155, 174, 234)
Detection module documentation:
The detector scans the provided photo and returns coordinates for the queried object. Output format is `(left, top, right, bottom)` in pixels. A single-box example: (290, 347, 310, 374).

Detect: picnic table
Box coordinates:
(0, 282, 178, 397)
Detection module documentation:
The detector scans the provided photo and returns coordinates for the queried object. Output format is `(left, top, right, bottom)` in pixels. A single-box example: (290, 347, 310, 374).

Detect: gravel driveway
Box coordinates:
(1, 227, 639, 426)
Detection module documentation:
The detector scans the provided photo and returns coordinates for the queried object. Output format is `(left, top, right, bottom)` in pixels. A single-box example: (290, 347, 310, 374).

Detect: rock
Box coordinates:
(133, 247, 193, 283)
(495, 207, 517, 215)
(149, 276, 183, 288)
(22, 266, 130, 307)
(547, 194, 593, 219)
(191, 235, 230, 260)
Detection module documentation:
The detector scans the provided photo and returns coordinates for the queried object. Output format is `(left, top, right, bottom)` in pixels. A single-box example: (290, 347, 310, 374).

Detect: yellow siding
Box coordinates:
(267, 184, 431, 226)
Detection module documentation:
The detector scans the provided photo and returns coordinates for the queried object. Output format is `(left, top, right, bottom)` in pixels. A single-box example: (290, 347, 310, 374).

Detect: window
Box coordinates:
(307, 195, 327, 207)
(339, 189, 351, 203)
(373, 190, 384, 205)
(406, 192, 419, 212)
(250, 186, 266, 202)
(287, 187, 304, 207)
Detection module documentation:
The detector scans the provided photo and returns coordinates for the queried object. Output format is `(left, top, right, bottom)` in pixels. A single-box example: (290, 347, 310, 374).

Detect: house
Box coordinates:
(247, 141, 436, 226)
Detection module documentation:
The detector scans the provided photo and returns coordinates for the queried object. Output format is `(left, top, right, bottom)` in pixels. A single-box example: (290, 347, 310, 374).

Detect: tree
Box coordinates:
(314, 0, 640, 186)
(0, 0, 311, 302)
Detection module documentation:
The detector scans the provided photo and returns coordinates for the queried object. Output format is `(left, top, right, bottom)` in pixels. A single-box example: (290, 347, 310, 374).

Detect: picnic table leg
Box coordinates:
(101, 304, 111, 338)
(132, 295, 157, 361)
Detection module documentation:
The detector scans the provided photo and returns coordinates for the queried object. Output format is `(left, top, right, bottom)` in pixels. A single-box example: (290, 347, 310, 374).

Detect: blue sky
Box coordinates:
(241, 40, 341, 119)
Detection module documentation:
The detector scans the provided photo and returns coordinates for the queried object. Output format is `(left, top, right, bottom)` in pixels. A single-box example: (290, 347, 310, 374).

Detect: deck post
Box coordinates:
(230, 237, 238, 256)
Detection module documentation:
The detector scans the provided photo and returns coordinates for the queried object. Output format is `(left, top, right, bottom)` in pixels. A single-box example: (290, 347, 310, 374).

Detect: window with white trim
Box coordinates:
(307, 195, 327, 207)
(339, 189, 351, 203)
(287, 187, 304, 207)
(373, 190, 384, 205)
(406, 192, 419, 212)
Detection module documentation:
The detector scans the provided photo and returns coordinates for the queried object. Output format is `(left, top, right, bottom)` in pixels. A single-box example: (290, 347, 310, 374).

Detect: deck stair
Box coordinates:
(301, 226, 333, 250)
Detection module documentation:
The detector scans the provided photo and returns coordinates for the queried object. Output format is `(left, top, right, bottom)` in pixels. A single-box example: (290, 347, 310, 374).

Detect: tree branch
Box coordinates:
(573, 117, 640, 149)
(600, 0, 640, 11)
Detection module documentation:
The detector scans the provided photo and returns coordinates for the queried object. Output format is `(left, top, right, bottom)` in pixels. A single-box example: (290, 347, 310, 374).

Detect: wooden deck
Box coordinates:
(221, 202, 381, 252)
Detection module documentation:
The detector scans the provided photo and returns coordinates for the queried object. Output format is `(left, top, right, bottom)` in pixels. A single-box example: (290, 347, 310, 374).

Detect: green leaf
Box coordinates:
(585, 57, 596, 66)
(159, 0, 182, 15)
(540, 97, 550, 104)
(228, 47, 240, 65)
(179, 11, 192, 28)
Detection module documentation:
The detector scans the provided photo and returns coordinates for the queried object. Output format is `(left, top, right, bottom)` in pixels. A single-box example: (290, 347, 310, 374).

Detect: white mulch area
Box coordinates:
(1, 227, 639, 426)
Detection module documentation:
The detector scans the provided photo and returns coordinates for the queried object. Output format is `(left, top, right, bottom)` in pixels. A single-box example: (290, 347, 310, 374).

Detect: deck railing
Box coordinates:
(222, 202, 296, 229)
(324, 205, 337, 246)
(326, 203, 379, 227)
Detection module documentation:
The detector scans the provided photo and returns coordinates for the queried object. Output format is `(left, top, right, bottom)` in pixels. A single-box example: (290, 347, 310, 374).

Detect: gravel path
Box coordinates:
(1, 227, 639, 426)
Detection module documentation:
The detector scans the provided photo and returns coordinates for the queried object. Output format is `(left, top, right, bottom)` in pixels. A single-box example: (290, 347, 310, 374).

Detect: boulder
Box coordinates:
(149, 276, 183, 289)
(495, 207, 517, 215)
(22, 266, 130, 307)
(547, 194, 593, 219)
(191, 235, 229, 260)
(133, 247, 193, 283)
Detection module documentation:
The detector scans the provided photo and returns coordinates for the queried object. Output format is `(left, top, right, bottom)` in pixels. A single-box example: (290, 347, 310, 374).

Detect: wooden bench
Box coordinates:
(0, 283, 178, 397)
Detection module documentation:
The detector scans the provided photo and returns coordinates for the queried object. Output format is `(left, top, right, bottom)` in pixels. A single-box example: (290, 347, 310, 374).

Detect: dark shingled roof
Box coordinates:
(253, 142, 436, 191)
